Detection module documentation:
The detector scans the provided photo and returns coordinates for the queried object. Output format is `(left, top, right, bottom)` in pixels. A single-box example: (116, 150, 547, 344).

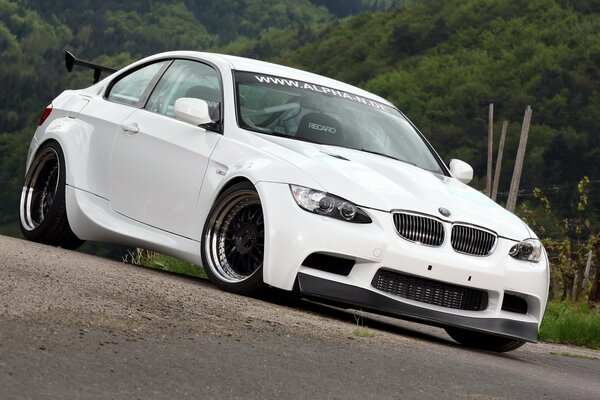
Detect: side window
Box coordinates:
(145, 59, 221, 121)
(107, 61, 168, 106)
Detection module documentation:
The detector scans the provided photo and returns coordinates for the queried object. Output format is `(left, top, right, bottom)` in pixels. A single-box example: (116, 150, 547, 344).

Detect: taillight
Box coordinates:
(38, 104, 53, 126)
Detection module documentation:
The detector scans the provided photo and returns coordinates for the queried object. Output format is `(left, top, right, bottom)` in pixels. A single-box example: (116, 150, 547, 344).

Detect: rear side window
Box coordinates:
(107, 61, 168, 106)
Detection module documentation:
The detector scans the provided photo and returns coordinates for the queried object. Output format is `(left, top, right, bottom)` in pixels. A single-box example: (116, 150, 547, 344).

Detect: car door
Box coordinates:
(74, 60, 170, 199)
(109, 59, 223, 238)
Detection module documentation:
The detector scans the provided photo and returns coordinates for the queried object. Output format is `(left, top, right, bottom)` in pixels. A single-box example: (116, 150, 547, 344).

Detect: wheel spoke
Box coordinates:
(226, 244, 236, 257)
(243, 253, 254, 274)
(242, 208, 252, 223)
(251, 247, 262, 261)
(237, 253, 247, 273)
(248, 207, 259, 223)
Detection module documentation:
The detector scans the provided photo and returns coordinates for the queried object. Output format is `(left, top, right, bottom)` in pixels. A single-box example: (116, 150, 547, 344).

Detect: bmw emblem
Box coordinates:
(438, 207, 451, 217)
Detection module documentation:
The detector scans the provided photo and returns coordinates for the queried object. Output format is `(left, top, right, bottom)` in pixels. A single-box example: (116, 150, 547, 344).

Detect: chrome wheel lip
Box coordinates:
(204, 190, 264, 284)
(20, 147, 60, 231)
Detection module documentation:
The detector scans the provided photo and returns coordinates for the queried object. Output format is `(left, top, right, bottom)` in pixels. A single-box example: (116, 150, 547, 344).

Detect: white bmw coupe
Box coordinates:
(20, 51, 549, 351)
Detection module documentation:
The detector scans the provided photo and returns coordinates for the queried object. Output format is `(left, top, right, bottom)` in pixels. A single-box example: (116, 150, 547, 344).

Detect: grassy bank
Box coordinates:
(539, 301, 600, 349)
(125, 249, 207, 279)
(0, 221, 21, 237)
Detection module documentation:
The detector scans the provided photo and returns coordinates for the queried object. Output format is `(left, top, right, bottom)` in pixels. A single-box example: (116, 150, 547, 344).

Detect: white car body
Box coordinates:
(24, 51, 549, 346)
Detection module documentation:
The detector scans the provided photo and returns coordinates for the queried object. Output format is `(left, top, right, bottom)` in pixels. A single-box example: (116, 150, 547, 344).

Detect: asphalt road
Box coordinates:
(1, 235, 599, 399)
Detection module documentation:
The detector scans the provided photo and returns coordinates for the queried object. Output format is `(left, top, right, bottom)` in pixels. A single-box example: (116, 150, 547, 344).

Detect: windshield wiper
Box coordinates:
(357, 148, 416, 166)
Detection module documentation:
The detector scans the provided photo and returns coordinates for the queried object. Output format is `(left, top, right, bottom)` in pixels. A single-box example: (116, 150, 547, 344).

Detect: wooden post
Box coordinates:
(491, 120, 508, 201)
(589, 239, 600, 305)
(572, 270, 579, 302)
(582, 250, 593, 292)
(506, 106, 532, 213)
(486, 103, 494, 197)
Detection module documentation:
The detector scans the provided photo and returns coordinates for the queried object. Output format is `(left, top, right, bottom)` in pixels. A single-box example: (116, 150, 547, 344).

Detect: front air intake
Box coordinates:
(302, 253, 355, 276)
(502, 293, 528, 314)
(372, 268, 489, 311)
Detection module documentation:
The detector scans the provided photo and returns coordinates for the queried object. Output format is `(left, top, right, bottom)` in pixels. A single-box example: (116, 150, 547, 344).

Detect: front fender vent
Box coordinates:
(392, 212, 445, 246)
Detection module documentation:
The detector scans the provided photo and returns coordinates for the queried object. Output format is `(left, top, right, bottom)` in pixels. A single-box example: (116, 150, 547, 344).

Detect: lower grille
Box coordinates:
(371, 269, 488, 311)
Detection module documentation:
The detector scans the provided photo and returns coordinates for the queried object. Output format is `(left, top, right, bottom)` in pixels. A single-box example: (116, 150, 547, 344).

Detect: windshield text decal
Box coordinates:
(254, 75, 388, 112)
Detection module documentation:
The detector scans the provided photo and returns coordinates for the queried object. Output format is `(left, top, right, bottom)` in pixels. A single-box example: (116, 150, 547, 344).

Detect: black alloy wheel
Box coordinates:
(202, 181, 265, 294)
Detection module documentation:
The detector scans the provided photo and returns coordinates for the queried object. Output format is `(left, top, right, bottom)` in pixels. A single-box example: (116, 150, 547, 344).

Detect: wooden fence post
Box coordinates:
(572, 270, 580, 302)
(486, 103, 494, 197)
(491, 120, 508, 201)
(589, 239, 600, 305)
(582, 250, 593, 293)
(506, 106, 532, 213)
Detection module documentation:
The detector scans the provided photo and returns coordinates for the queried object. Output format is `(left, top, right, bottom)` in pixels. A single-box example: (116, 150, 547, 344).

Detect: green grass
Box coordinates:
(0, 221, 22, 237)
(539, 301, 600, 349)
(353, 314, 376, 338)
(353, 327, 376, 338)
(124, 248, 208, 279)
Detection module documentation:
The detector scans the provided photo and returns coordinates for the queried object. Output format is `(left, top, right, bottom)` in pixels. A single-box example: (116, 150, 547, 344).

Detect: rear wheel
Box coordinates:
(20, 141, 83, 249)
(201, 182, 265, 295)
(445, 326, 526, 352)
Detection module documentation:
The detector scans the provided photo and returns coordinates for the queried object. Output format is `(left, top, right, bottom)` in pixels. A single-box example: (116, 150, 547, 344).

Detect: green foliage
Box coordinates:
(0, 129, 29, 224)
(0, 221, 20, 236)
(520, 178, 598, 303)
(310, 0, 407, 17)
(124, 249, 207, 279)
(539, 301, 600, 349)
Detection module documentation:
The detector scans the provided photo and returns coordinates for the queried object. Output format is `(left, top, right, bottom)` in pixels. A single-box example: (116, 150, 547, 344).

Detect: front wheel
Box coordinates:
(201, 181, 265, 295)
(20, 141, 83, 249)
(445, 326, 526, 352)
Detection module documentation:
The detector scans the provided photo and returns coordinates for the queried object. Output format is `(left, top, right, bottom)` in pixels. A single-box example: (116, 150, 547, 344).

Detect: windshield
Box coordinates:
(234, 71, 444, 174)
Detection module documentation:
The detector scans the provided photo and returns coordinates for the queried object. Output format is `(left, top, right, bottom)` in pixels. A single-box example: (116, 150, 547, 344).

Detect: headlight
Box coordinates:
(509, 238, 543, 262)
(289, 185, 372, 223)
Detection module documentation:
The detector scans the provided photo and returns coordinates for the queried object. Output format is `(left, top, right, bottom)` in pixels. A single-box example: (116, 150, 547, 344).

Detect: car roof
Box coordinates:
(145, 51, 393, 107)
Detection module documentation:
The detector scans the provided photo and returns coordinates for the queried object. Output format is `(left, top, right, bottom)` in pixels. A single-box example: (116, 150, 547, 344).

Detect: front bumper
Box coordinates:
(297, 273, 538, 342)
(256, 181, 549, 342)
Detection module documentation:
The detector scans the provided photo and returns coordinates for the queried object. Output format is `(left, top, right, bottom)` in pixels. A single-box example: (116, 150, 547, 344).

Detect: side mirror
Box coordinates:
(174, 98, 213, 126)
(449, 159, 473, 184)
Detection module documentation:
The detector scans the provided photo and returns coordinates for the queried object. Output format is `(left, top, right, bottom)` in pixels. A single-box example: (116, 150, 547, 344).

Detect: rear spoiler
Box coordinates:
(65, 51, 118, 84)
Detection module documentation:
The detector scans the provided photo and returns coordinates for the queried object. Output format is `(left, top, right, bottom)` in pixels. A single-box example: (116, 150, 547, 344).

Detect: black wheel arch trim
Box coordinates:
(297, 272, 538, 343)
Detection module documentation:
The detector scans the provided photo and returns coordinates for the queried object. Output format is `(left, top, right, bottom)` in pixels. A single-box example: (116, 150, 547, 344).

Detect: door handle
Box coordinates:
(120, 122, 139, 134)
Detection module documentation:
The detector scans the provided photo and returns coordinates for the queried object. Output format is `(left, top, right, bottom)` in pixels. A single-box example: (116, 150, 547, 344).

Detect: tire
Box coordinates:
(201, 181, 265, 295)
(445, 326, 526, 352)
(19, 141, 83, 249)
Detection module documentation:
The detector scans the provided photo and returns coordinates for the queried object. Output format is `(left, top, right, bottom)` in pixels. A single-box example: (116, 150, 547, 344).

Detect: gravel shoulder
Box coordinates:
(1, 235, 599, 399)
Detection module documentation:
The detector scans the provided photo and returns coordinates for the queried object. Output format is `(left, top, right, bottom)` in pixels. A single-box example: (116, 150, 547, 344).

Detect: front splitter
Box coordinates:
(297, 272, 538, 342)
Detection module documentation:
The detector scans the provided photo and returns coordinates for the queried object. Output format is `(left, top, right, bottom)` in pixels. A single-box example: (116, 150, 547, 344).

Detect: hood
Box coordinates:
(260, 135, 530, 241)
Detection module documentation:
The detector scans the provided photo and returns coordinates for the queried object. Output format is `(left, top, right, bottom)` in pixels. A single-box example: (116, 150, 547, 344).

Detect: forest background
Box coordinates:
(0, 0, 598, 306)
